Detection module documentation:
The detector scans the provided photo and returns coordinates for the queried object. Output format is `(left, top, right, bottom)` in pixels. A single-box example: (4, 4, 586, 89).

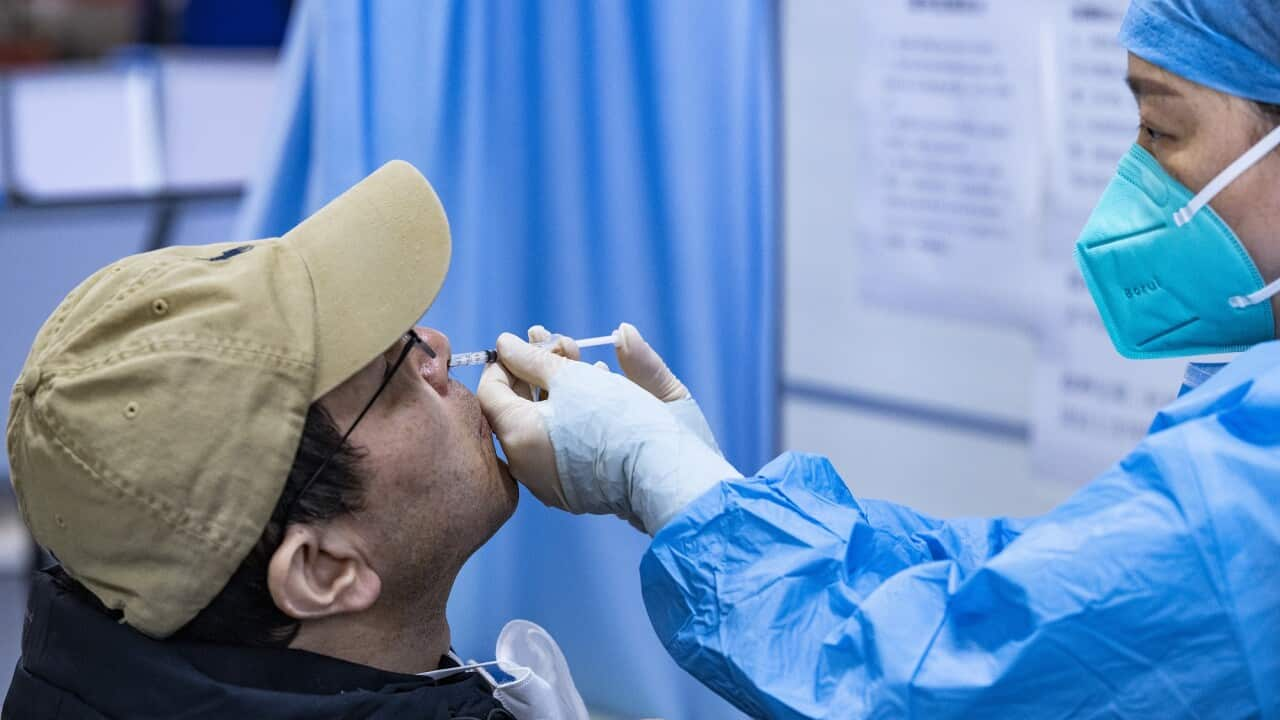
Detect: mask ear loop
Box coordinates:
(1229, 276, 1280, 309)
(1167, 124, 1280, 309)
(1174, 125, 1280, 228)
(418, 659, 503, 681)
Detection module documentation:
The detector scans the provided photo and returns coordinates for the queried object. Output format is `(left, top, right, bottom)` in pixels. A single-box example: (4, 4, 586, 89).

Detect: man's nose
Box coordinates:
(416, 326, 451, 359)
(414, 326, 452, 394)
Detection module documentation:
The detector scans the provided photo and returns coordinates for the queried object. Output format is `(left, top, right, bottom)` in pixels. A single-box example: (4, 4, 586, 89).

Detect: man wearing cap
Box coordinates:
(2, 161, 587, 718)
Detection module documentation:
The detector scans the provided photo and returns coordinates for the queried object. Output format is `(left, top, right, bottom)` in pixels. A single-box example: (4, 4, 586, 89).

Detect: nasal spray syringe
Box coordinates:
(448, 332, 620, 368)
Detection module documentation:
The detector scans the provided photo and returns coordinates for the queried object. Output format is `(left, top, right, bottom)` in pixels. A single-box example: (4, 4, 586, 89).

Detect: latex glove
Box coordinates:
(613, 322, 721, 454)
(472, 325, 579, 510)
(495, 322, 722, 497)
(531, 321, 721, 454)
(478, 334, 741, 535)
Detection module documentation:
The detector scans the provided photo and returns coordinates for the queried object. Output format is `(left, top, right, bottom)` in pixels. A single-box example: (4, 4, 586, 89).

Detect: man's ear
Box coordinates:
(267, 523, 382, 621)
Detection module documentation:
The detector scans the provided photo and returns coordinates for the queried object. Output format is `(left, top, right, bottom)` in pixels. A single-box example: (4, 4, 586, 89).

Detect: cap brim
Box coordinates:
(283, 160, 451, 399)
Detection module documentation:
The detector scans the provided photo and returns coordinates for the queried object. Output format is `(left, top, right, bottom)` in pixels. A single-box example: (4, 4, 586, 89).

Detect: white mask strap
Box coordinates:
(1229, 276, 1280, 309)
(418, 659, 502, 681)
(1174, 124, 1280, 227)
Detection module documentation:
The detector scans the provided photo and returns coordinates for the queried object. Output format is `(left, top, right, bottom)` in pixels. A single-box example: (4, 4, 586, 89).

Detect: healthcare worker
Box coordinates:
(478, 1, 1280, 717)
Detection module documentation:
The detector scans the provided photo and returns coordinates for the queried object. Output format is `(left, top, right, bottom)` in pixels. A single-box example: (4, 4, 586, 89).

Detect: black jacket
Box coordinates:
(3, 569, 514, 719)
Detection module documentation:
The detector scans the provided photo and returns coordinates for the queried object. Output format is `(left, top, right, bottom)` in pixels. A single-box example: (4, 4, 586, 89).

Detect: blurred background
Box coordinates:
(0, 0, 1196, 717)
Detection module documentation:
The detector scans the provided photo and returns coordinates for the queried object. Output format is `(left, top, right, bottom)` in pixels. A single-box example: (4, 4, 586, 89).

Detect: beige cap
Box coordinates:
(5, 160, 450, 637)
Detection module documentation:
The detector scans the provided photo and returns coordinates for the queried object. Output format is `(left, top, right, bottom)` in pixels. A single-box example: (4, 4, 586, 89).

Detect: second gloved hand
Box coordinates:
(613, 322, 722, 454)
(478, 333, 741, 535)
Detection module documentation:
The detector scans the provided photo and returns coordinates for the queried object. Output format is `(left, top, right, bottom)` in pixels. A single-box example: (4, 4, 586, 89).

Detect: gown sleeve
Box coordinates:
(640, 441, 1273, 719)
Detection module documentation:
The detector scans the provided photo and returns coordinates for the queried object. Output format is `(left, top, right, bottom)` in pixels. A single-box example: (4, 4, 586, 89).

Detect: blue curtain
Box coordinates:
(238, 2, 776, 717)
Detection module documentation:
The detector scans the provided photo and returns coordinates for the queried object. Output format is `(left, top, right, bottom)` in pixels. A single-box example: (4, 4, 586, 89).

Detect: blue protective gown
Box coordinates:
(641, 342, 1280, 719)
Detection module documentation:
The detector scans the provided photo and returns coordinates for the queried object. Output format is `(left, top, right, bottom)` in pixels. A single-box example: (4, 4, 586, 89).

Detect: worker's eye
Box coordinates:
(1139, 123, 1168, 143)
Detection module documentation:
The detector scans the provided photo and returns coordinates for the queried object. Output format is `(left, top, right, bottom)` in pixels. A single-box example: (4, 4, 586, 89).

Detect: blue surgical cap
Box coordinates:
(1120, 0, 1280, 105)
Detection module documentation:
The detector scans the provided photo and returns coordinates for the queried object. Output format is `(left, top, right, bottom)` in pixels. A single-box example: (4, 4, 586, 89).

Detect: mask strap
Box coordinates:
(1229, 276, 1280, 309)
(418, 659, 502, 681)
(1174, 124, 1280, 227)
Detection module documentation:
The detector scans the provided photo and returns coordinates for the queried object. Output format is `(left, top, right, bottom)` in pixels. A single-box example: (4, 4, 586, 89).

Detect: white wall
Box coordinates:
(781, 1, 1068, 518)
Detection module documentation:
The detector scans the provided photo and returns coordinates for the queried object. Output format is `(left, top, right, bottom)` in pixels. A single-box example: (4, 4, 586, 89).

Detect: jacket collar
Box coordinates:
(10, 568, 508, 719)
(1153, 340, 1280, 434)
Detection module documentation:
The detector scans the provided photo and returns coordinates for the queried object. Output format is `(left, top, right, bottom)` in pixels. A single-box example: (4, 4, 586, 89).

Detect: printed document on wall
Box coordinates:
(852, 0, 1044, 327)
(1031, 0, 1186, 487)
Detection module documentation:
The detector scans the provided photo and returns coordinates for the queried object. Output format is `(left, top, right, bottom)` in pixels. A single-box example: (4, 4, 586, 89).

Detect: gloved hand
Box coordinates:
(612, 323, 722, 454)
(481, 324, 589, 510)
(478, 325, 740, 535)
(491, 322, 725, 501)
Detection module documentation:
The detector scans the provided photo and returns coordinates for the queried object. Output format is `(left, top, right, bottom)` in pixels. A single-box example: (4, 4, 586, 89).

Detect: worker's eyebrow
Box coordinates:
(1126, 75, 1182, 100)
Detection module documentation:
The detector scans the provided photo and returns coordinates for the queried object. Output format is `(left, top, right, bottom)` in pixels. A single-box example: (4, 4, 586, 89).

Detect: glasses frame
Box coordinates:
(286, 329, 434, 517)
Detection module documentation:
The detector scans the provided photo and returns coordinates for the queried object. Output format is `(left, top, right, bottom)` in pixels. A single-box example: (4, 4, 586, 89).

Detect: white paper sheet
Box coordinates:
(852, 0, 1045, 327)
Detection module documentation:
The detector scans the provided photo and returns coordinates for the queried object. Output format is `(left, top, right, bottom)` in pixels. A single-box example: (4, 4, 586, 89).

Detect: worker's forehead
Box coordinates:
(1124, 53, 1237, 119)
(1125, 55, 1191, 98)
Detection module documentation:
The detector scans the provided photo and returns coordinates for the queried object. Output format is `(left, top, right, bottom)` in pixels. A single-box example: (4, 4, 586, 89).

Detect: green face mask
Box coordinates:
(1074, 126, 1280, 359)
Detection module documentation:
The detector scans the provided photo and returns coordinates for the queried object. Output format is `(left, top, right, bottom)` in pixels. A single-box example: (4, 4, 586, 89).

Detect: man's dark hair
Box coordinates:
(53, 403, 366, 647)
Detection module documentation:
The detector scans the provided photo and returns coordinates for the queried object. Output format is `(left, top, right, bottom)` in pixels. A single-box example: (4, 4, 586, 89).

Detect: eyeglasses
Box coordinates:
(287, 329, 435, 516)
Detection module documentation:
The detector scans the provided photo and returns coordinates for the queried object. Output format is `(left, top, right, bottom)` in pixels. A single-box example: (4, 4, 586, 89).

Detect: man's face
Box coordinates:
(317, 325, 518, 603)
